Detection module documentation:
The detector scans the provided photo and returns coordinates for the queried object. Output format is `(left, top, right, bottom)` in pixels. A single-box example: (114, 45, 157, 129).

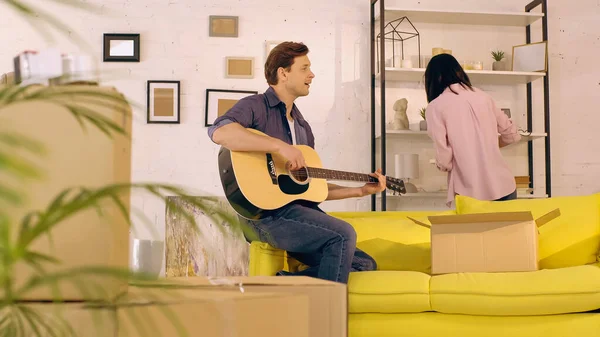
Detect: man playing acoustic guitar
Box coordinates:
(208, 41, 385, 284)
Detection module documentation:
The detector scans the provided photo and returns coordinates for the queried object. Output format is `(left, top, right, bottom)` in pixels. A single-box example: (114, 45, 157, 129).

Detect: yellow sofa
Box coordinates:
(248, 193, 600, 337)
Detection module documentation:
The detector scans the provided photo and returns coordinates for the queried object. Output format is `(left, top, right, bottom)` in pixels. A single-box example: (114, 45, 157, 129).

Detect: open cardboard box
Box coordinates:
(408, 209, 561, 274)
(150, 276, 347, 337)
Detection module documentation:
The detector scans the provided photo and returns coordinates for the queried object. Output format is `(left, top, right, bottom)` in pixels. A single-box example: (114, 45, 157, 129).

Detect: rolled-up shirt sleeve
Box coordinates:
(426, 105, 453, 172)
(207, 98, 255, 143)
(493, 99, 521, 145)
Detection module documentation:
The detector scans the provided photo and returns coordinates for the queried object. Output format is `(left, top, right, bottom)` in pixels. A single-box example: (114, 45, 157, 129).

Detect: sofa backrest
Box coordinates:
(329, 210, 454, 274)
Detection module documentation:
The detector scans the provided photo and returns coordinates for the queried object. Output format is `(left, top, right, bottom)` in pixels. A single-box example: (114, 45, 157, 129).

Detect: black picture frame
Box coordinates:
(205, 89, 258, 127)
(103, 33, 140, 62)
(147, 80, 180, 124)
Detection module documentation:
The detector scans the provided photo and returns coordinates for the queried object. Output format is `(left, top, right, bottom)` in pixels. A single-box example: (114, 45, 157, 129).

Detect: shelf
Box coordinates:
(377, 68, 546, 85)
(377, 130, 547, 142)
(381, 192, 548, 199)
(376, 8, 544, 27)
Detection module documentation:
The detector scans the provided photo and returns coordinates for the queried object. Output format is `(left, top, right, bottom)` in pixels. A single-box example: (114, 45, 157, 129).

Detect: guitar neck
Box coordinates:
(305, 167, 377, 183)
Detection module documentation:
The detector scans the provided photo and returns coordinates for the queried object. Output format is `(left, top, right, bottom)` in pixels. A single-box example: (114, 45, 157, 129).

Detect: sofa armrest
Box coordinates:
(248, 242, 307, 276)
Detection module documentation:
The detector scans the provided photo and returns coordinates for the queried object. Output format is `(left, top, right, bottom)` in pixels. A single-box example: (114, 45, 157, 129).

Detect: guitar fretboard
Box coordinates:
(301, 167, 378, 183)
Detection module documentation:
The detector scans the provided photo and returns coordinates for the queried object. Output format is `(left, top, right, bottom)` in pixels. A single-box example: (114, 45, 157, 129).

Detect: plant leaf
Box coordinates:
(4, 0, 94, 53)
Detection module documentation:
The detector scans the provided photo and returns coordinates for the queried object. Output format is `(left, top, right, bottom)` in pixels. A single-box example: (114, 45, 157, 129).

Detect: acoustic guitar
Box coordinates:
(218, 129, 407, 220)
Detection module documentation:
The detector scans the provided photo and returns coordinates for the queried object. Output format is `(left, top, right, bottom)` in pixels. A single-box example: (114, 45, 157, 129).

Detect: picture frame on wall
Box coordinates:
(147, 80, 180, 124)
(209, 16, 239, 37)
(103, 33, 140, 62)
(225, 57, 254, 79)
(265, 40, 282, 59)
(205, 89, 258, 127)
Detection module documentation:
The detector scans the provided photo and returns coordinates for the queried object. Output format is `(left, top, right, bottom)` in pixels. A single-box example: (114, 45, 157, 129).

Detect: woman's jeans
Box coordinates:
(495, 189, 518, 201)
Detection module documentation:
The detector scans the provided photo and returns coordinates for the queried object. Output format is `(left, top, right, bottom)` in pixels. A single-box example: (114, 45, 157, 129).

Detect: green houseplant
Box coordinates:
(491, 49, 508, 71)
(1, 1, 243, 336)
(419, 107, 427, 131)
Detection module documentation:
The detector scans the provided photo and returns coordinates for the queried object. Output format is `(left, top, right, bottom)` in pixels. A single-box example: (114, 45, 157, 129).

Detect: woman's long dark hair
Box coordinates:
(424, 53, 474, 103)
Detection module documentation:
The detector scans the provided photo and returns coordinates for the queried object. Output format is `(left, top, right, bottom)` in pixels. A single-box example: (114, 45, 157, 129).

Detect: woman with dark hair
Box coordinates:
(424, 53, 521, 207)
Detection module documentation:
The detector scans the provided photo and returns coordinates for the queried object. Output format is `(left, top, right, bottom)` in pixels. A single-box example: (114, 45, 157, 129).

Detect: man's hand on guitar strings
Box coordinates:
(360, 168, 386, 196)
(277, 141, 307, 170)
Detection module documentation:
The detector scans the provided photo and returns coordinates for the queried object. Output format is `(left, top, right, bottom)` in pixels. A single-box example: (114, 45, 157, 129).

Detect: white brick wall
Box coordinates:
(1, 0, 599, 242)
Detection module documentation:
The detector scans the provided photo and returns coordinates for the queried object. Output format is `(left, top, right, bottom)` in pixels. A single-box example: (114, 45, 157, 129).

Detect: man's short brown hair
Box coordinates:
(264, 42, 309, 85)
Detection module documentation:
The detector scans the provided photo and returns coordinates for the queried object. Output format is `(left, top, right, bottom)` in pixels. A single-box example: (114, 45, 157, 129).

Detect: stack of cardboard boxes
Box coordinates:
(2, 85, 347, 337)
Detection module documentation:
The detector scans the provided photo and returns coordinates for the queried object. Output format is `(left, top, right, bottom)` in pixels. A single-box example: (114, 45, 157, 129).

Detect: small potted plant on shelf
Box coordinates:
(419, 107, 427, 131)
(491, 49, 507, 71)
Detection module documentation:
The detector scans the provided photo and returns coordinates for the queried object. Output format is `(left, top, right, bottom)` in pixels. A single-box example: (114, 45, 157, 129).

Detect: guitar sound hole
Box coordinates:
(278, 175, 309, 195)
(291, 167, 309, 184)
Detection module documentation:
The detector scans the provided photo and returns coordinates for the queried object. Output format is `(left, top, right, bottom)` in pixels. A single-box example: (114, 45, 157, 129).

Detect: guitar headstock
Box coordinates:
(386, 176, 407, 194)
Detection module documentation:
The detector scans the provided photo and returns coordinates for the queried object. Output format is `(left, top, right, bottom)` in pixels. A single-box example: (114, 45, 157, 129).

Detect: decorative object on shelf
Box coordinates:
(392, 98, 409, 130)
(205, 89, 258, 127)
(395, 153, 419, 193)
(147, 80, 180, 124)
(462, 60, 483, 70)
(512, 41, 547, 72)
(209, 15, 239, 37)
(491, 49, 508, 71)
(225, 57, 254, 79)
(401, 59, 413, 68)
(376, 16, 421, 69)
(419, 107, 427, 131)
(432, 48, 452, 56)
(130, 238, 164, 279)
(432, 47, 443, 56)
(103, 33, 140, 62)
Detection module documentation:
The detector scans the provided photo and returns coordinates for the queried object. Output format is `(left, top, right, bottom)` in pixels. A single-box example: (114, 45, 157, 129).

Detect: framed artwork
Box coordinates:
(147, 80, 180, 124)
(512, 41, 547, 72)
(265, 40, 283, 59)
(209, 16, 239, 37)
(103, 33, 140, 62)
(225, 57, 254, 79)
(205, 89, 257, 127)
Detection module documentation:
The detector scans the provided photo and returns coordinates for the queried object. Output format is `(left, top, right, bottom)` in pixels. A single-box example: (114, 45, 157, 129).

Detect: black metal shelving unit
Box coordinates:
(370, 0, 551, 211)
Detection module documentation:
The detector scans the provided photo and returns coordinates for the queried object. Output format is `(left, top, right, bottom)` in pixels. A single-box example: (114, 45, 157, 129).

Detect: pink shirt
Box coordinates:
(426, 83, 521, 207)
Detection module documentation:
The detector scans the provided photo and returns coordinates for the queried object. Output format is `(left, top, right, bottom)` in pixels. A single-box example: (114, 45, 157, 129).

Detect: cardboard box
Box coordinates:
(0, 287, 308, 337)
(409, 209, 560, 274)
(157, 276, 347, 337)
(118, 286, 310, 337)
(0, 302, 116, 337)
(4, 86, 132, 301)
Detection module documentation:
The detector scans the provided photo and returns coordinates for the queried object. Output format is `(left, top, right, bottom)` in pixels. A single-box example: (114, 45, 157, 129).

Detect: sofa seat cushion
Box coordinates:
(330, 211, 454, 274)
(348, 270, 431, 314)
(430, 263, 600, 316)
(455, 194, 600, 269)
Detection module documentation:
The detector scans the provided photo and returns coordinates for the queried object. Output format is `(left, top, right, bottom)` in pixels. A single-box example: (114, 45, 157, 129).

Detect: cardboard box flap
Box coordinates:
(406, 216, 432, 229)
(408, 209, 561, 230)
(158, 276, 339, 288)
(535, 208, 561, 227)
(428, 211, 534, 225)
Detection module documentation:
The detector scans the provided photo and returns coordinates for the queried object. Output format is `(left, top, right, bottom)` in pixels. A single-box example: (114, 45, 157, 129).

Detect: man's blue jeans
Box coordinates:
(245, 202, 377, 284)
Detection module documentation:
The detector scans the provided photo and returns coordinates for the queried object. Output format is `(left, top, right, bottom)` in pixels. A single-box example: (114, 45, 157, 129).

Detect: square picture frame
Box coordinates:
(147, 80, 180, 124)
(225, 57, 254, 79)
(209, 16, 239, 38)
(205, 89, 258, 127)
(512, 41, 548, 72)
(265, 40, 283, 59)
(103, 33, 140, 62)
